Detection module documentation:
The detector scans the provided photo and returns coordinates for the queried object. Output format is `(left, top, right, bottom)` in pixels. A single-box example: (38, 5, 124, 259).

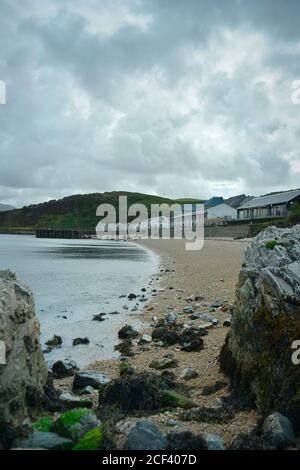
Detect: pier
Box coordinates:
(35, 228, 95, 239)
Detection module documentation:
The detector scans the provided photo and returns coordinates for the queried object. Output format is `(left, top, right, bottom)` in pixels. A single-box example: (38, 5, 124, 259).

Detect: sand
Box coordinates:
(55, 237, 258, 446)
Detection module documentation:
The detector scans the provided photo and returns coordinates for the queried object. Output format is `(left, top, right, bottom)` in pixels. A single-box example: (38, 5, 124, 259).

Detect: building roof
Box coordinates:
(204, 197, 224, 209)
(238, 189, 300, 209)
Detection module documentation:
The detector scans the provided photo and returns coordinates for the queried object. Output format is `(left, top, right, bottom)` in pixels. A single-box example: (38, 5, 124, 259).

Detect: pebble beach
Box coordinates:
(55, 237, 259, 446)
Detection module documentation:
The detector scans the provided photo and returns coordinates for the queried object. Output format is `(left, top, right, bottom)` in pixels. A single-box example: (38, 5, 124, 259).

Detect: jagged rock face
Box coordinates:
(0, 270, 47, 429)
(220, 226, 300, 430)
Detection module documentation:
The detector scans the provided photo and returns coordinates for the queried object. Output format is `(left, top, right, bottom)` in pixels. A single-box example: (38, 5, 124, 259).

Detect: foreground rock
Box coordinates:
(220, 226, 300, 430)
(14, 431, 73, 450)
(0, 270, 47, 444)
(73, 371, 110, 391)
(124, 421, 167, 450)
(263, 412, 296, 449)
(58, 392, 93, 410)
(53, 408, 101, 442)
(99, 372, 173, 416)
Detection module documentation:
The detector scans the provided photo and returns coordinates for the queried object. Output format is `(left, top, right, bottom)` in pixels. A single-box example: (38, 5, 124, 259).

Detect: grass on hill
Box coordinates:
(0, 192, 204, 230)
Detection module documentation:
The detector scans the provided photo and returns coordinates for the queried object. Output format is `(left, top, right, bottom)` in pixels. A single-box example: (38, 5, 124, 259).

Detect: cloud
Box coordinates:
(0, 0, 300, 207)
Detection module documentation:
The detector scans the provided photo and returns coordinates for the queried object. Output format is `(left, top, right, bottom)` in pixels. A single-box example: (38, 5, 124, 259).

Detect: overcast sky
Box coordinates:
(0, 0, 300, 207)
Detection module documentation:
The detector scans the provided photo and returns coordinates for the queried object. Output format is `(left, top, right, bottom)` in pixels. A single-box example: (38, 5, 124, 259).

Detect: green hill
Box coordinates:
(0, 191, 203, 231)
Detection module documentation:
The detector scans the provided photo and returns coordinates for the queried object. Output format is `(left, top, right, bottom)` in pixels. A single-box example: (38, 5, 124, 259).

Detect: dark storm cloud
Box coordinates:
(0, 0, 300, 206)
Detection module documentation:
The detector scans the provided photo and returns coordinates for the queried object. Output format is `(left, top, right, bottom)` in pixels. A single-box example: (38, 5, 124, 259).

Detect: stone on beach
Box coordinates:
(58, 391, 93, 409)
(72, 337, 90, 346)
(73, 371, 110, 391)
(45, 334, 63, 349)
(14, 431, 73, 450)
(263, 412, 296, 449)
(138, 334, 152, 344)
(149, 357, 178, 370)
(124, 421, 167, 450)
(180, 368, 199, 380)
(118, 325, 139, 340)
(92, 313, 106, 321)
(53, 408, 102, 442)
(51, 359, 78, 379)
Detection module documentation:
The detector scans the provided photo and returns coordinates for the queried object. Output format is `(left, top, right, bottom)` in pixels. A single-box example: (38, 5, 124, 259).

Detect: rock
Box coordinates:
(203, 433, 225, 450)
(194, 295, 205, 302)
(166, 431, 208, 450)
(98, 372, 170, 414)
(92, 313, 106, 321)
(160, 370, 176, 381)
(180, 368, 199, 380)
(51, 359, 78, 379)
(183, 307, 194, 314)
(152, 325, 180, 346)
(165, 312, 177, 325)
(223, 318, 231, 327)
(179, 327, 206, 352)
(53, 408, 102, 442)
(72, 337, 89, 346)
(73, 371, 110, 391)
(202, 381, 227, 396)
(124, 421, 167, 450)
(58, 392, 93, 409)
(118, 325, 139, 340)
(73, 427, 104, 450)
(198, 321, 214, 330)
(14, 431, 73, 450)
(220, 226, 300, 430)
(138, 334, 152, 345)
(78, 386, 95, 396)
(0, 270, 47, 442)
(128, 293, 137, 300)
(166, 419, 181, 427)
(149, 357, 178, 370)
(115, 339, 134, 356)
(45, 334, 63, 349)
(115, 420, 136, 435)
(263, 412, 296, 449)
(190, 312, 218, 324)
(163, 390, 196, 409)
(119, 361, 135, 376)
(210, 300, 223, 308)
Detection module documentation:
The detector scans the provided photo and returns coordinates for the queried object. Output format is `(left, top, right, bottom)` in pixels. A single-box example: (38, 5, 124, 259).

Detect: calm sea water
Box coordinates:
(0, 235, 158, 367)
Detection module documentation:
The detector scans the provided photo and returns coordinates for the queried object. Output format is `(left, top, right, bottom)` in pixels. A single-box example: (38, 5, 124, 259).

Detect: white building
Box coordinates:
(206, 203, 237, 221)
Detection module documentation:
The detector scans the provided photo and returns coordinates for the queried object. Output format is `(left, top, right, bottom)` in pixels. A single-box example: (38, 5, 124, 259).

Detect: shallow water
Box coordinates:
(0, 235, 158, 367)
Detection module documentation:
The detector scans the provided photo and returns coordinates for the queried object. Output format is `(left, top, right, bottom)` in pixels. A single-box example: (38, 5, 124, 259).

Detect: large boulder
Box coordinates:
(0, 270, 47, 436)
(220, 226, 300, 430)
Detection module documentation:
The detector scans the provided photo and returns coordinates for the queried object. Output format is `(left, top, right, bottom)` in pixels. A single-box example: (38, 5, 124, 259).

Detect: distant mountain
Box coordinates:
(0, 204, 15, 212)
(225, 194, 254, 209)
(0, 192, 203, 230)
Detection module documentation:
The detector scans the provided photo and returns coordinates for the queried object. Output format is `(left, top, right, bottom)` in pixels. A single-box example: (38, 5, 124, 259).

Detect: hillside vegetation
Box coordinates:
(0, 192, 203, 231)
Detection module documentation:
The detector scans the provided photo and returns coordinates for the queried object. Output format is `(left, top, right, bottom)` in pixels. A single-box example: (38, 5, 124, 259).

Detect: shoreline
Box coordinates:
(54, 236, 259, 446)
